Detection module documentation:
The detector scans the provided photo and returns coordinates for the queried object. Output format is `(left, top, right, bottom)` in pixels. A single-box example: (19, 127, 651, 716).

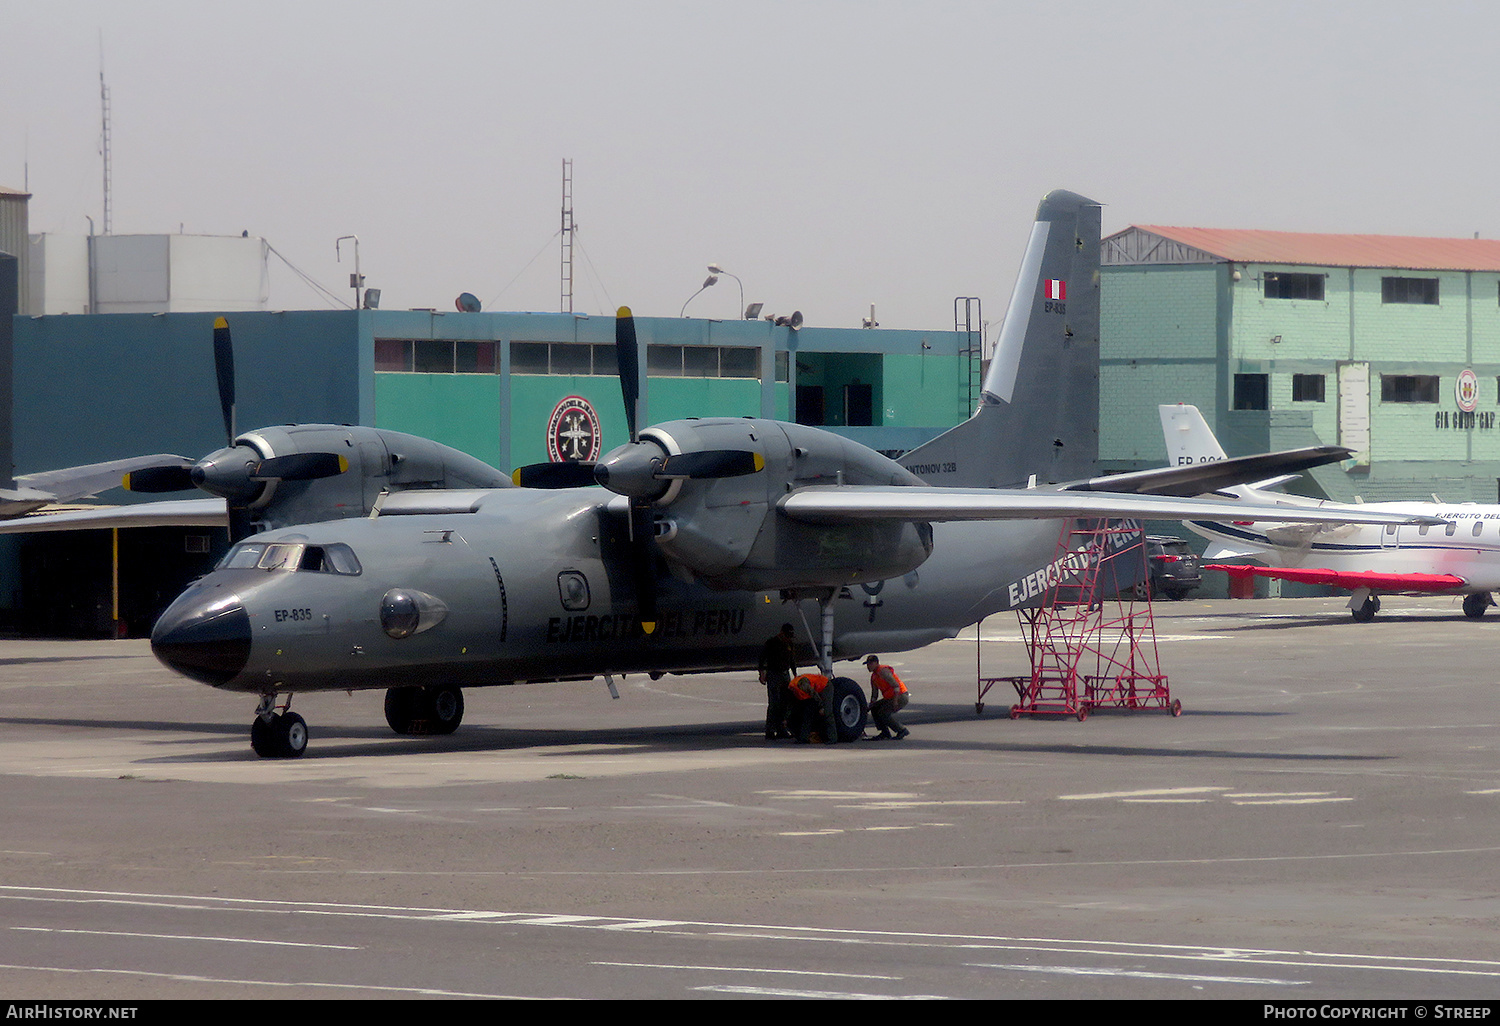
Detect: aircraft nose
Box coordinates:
(151, 593, 251, 687)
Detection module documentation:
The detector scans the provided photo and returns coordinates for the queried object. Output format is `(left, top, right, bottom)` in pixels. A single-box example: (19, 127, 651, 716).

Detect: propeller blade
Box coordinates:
(252, 452, 349, 482)
(629, 503, 657, 635)
(213, 316, 235, 444)
(122, 464, 196, 493)
(511, 461, 599, 489)
(615, 306, 640, 442)
(659, 450, 765, 480)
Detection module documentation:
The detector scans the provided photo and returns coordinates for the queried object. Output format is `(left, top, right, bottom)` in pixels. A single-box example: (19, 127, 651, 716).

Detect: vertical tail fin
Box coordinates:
(1159, 404, 1228, 465)
(900, 190, 1101, 488)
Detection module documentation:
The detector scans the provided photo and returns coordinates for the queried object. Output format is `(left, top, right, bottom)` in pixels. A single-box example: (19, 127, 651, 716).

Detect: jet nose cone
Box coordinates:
(151, 594, 251, 687)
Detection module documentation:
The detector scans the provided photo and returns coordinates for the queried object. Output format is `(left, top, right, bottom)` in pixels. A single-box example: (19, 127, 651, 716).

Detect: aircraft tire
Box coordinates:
(829, 677, 868, 743)
(421, 685, 465, 736)
(1463, 593, 1490, 619)
(1351, 597, 1379, 623)
(275, 712, 309, 758)
(384, 687, 420, 735)
(250, 712, 308, 758)
(250, 714, 277, 756)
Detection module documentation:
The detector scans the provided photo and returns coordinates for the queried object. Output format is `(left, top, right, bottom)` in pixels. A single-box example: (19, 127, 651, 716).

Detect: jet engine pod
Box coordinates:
(380, 588, 450, 639)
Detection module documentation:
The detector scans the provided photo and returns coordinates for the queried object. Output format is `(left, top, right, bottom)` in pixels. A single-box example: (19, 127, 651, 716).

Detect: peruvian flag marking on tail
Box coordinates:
(1045, 279, 1066, 301)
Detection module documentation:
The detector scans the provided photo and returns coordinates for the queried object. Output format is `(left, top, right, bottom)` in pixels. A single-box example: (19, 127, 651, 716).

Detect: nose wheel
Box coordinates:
(249, 696, 308, 758)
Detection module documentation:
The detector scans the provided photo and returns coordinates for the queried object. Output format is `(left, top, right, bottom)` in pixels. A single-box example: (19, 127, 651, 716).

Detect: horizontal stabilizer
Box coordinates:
(1071, 446, 1351, 497)
(1205, 563, 1466, 593)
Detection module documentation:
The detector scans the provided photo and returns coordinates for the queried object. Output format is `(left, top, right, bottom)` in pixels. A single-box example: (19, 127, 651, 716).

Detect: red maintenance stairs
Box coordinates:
(976, 520, 1181, 721)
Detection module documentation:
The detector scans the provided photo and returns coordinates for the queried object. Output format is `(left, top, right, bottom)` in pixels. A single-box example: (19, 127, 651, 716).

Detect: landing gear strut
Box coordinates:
(789, 588, 869, 742)
(250, 695, 308, 758)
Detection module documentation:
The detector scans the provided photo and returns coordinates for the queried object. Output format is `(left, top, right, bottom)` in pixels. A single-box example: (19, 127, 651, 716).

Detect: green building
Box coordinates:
(1101, 225, 1500, 505)
(4, 308, 976, 635)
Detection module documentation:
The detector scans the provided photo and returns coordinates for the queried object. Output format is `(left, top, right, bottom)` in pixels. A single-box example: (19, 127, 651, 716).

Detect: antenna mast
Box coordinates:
(560, 158, 574, 313)
(99, 60, 112, 235)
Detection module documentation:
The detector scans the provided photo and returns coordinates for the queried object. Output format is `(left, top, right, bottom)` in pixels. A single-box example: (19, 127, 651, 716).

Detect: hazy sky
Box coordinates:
(5, 1, 1499, 332)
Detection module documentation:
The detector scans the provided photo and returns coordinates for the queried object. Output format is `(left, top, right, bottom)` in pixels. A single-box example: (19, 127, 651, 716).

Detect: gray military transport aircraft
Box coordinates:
(145, 191, 1435, 757)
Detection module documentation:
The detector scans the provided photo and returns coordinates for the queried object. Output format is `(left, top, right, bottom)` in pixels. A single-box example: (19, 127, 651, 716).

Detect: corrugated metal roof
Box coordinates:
(1119, 224, 1500, 272)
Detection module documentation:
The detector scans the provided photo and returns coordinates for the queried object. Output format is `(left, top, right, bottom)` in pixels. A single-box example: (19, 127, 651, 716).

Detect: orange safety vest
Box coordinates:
(788, 673, 829, 700)
(869, 665, 908, 701)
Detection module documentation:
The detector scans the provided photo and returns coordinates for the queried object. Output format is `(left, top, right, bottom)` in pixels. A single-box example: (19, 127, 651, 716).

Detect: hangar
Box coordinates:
(1099, 224, 1500, 506)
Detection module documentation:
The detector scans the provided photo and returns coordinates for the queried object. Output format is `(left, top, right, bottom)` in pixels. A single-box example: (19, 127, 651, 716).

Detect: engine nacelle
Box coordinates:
(642, 418, 934, 591)
(195, 425, 512, 531)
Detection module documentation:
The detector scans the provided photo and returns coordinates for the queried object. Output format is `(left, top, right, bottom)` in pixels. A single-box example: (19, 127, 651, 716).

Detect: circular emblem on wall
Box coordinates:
(1456, 368, 1479, 413)
(547, 395, 602, 462)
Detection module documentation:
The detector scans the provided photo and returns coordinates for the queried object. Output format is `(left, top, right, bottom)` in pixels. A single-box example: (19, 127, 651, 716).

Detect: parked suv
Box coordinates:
(1140, 535, 1202, 601)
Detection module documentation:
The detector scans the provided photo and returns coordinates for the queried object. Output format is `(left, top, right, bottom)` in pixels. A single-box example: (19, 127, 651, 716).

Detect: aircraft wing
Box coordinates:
(14, 454, 194, 504)
(777, 486, 1442, 527)
(1065, 445, 1352, 497)
(0, 498, 228, 534)
(1205, 563, 1466, 593)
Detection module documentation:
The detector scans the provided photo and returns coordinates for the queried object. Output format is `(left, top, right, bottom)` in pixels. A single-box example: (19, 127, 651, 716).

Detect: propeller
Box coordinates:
(121, 317, 349, 541)
(506, 307, 767, 634)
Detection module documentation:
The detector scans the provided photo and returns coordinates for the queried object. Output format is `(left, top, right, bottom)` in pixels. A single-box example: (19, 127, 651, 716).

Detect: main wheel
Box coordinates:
(384, 687, 420, 735)
(1463, 593, 1491, 619)
(421, 685, 465, 736)
(1351, 596, 1378, 623)
(828, 677, 869, 743)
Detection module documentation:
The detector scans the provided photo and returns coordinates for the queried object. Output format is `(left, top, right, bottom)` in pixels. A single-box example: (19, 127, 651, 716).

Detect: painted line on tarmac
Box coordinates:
(692, 985, 945, 999)
(10, 925, 362, 950)
(593, 960, 899, 980)
(966, 961, 1309, 986)
(0, 961, 550, 999)
(4, 885, 1499, 983)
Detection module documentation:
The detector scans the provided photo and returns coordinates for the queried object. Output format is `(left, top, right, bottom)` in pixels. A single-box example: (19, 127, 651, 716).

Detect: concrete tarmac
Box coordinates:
(0, 595, 1498, 1000)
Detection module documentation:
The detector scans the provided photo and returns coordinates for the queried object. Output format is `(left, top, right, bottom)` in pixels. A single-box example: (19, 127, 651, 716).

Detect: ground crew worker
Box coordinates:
(787, 671, 838, 744)
(865, 655, 910, 740)
(758, 623, 797, 740)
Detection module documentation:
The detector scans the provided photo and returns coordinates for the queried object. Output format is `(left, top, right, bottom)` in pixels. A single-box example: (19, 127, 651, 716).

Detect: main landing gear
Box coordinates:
(384, 685, 465, 736)
(1463, 593, 1493, 620)
(1350, 595, 1381, 623)
(250, 695, 308, 759)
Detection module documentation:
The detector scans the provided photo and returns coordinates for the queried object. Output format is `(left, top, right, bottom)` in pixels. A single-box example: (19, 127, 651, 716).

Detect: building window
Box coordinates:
(1380, 375, 1439, 403)
(1264, 272, 1325, 301)
(1233, 373, 1269, 410)
(374, 339, 410, 372)
(1382, 276, 1439, 305)
(1291, 373, 1326, 402)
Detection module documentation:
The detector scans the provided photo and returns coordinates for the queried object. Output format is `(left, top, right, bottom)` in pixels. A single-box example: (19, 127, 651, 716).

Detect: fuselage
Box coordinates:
(1187, 496, 1500, 593)
(151, 486, 1108, 695)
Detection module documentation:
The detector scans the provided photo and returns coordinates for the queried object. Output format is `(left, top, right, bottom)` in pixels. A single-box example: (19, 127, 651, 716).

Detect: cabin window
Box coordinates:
(1474, 522, 1484, 537)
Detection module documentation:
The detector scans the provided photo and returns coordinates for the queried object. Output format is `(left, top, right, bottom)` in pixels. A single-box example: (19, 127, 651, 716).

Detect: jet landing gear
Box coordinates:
(250, 695, 308, 759)
(1463, 593, 1493, 619)
(384, 685, 465, 736)
(1350, 595, 1381, 623)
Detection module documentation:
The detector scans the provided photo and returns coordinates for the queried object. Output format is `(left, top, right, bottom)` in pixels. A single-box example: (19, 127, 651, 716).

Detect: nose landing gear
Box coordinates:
(249, 695, 308, 758)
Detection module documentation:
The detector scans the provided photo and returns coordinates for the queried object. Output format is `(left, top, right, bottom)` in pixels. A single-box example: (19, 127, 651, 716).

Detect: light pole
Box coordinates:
(707, 264, 746, 318)
(680, 274, 718, 317)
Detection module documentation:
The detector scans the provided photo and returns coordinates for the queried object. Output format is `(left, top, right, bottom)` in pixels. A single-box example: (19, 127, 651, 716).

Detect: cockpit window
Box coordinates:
(218, 541, 361, 575)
